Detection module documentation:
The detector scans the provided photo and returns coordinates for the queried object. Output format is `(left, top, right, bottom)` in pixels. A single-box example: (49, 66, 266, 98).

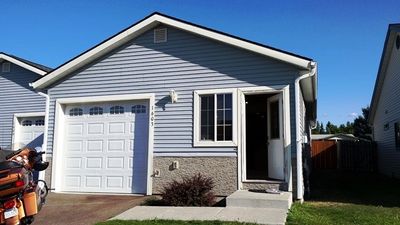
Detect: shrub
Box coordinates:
(161, 173, 216, 206)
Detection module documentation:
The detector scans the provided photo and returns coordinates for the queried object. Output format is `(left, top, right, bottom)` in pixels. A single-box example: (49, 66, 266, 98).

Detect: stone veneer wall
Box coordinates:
(152, 157, 238, 196)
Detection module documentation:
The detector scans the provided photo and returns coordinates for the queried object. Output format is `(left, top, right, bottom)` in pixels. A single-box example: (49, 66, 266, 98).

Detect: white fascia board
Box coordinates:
(154, 15, 312, 69)
(32, 14, 313, 89)
(0, 54, 47, 76)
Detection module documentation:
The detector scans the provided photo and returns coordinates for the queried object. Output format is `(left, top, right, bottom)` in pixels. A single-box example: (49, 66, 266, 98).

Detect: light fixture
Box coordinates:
(169, 90, 178, 103)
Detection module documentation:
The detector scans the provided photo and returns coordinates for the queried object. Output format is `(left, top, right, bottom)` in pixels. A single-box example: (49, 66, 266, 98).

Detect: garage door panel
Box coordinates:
(106, 157, 125, 169)
(106, 176, 124, 188)
(86, 157, 103, 169)
(65, 176, 81, 188)
(85, 176, 102, 188)
(68, 123, 84, 135)
(22, 132, 33, 141)
(87, 140, 104, 152)
(107, 139, 125, 151)
(108, 122, 126, 134)
(62, 101, 149, 194)
(65, 158, 82, 169)
(87, 123, 104, 135)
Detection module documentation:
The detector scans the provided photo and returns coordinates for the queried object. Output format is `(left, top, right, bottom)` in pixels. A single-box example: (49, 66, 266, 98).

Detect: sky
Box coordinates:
(1, 0, 399, 125)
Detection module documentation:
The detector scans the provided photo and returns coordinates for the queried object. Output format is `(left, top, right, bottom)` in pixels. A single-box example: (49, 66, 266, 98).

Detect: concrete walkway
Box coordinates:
(112, 206, 288, 225)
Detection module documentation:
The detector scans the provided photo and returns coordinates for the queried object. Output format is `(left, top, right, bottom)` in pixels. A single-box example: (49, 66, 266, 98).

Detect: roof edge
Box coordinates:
(0, 52, 49, 76)
(32, 12, 314, 89)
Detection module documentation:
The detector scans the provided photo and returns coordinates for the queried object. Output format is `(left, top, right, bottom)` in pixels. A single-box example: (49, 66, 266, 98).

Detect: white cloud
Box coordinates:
(348, 112, 358, 118)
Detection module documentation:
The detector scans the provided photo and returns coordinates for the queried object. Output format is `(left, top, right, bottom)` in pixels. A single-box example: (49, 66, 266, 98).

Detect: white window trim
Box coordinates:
(193, 88, 238, 147)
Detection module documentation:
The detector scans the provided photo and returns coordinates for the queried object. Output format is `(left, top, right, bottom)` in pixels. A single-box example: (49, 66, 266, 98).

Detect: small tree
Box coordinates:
(353, 106, 372, 139)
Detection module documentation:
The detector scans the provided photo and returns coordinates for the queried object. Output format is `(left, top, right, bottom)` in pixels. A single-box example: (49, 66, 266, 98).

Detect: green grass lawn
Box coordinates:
(97, 220, 256, 225)
(286, 171, 400, 225)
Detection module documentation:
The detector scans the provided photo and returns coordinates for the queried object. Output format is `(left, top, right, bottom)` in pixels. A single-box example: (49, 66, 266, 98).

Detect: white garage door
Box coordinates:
(15, 117, 45, 151)
(62, 101, 149, 194)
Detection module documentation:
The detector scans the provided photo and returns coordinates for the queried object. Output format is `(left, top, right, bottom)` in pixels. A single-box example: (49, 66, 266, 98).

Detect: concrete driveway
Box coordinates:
(33, 193, 147, 225)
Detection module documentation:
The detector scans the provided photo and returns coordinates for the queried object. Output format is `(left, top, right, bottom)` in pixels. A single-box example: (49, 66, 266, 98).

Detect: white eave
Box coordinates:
(32, 13, 314, 89)
(0, 53, 48, 76)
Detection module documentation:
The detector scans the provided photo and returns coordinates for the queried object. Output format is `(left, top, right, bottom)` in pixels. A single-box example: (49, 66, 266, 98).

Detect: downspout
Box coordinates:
(37, 91, 50, 181)
(294, 62, 316, 201)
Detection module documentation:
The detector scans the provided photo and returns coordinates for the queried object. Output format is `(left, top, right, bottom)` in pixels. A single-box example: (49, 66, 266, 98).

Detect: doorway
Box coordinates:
(244, 93, 284, 180)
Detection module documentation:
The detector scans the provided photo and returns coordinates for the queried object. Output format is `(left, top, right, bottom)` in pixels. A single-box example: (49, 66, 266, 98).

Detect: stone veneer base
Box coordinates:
(152, 156, 238, 196)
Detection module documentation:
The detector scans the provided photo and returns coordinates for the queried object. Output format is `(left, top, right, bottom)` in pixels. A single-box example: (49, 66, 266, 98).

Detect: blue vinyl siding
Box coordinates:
(45, 25, 301, 155)
(0, 63, 46, 149)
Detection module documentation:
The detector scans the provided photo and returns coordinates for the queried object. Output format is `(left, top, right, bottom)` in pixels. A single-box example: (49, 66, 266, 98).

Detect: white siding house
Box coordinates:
(32, 13, 317, 200)
(369, 24, 400, 178)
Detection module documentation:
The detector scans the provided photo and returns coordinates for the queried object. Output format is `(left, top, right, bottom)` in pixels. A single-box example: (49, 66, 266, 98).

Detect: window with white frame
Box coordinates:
(22, 120, 32, 126)
(35, 120, 45, 126)
(89, 106, 103, 115)
(69, 108, 83, 116)
(110, 106, 124, 114)
(132, 105, 146, 114)
(194, 89, 237, 146)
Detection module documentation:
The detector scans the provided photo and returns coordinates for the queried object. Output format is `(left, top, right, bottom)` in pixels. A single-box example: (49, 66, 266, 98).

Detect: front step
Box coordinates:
(226, 190, 292, 209)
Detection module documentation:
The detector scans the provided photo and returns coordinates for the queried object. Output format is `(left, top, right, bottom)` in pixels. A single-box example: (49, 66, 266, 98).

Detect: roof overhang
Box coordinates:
(369, 24, 400, 124)
(32, 12, 315, 89)
(0, 53, 48, 76)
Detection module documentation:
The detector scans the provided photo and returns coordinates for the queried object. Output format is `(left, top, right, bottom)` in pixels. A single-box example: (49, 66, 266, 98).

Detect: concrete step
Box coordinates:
(113, 206, 288, 225)
(226, 190, 292, 210)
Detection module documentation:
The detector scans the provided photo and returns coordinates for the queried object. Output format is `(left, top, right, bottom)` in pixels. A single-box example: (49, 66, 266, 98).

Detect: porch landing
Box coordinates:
(227, 190, 292, 209)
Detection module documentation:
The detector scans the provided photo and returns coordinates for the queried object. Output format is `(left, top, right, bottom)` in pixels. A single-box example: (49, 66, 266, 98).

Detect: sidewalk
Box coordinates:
(112, 206, 287, 225)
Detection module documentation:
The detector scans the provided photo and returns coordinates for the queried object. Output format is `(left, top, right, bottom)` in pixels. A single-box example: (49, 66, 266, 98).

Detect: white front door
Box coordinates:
(267, 94, 284, 180)
(15, 117, 45, 151)
(61, 101, 149, 194)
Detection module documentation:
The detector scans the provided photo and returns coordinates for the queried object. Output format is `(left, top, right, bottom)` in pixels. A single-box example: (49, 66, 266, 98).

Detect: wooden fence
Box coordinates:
(311, 140, 377, 171)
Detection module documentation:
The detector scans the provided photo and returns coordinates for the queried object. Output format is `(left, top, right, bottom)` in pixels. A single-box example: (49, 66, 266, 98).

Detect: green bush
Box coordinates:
(161, 173, 216, 206)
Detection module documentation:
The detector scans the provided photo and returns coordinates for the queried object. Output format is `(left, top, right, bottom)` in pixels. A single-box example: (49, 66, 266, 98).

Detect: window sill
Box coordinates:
(193, 141, 237, 147)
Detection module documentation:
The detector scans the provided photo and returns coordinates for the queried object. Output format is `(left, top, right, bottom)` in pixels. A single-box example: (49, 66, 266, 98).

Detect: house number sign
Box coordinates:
(150, 105, 155, 127)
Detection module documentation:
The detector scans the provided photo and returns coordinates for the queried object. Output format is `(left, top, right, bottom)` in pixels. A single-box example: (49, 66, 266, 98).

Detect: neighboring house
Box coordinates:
(369, 24, 400, 179)
(32, 13, 318, 200)
(312, 134, 361, 141)
(0, 52, 51, 152)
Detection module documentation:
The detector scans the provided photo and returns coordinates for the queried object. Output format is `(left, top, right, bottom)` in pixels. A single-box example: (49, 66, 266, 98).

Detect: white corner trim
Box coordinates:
(193, 88, 238, 147)
(0, 53, 47, 76)
(37, 92, 50, 181)
(32, 13, 312, 89)
(52, 93, 155, 195)
(146, 95, 155, 195)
